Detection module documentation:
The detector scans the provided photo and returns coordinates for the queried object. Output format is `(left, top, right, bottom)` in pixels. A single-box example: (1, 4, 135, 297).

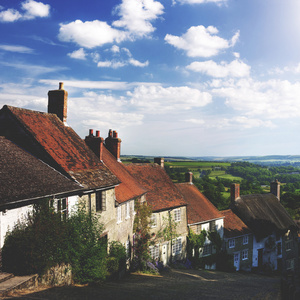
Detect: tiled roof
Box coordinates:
(125, 164, 186, 212)
(232, 193, 297, 239)
(221, 209, 251, 238)
(2, 105, 120, 189)
(0, 137, 83, 206)
(102, 147, 147, 203)
(176, 182, 223, 224)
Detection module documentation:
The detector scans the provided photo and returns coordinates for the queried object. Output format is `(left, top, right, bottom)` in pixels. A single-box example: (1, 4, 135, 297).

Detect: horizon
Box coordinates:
(1, 0, 300, 157)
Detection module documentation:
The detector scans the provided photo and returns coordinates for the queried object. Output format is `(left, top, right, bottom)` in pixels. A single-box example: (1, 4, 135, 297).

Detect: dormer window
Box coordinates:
(96, 191, 106, 212)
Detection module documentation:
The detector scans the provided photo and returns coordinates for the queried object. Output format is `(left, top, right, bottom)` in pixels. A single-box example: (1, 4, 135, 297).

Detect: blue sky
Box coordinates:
(1, 0, 300, 157)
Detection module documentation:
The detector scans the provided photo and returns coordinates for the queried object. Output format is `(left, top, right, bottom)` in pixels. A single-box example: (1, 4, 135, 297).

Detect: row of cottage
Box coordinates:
(0, 83, 298, 273)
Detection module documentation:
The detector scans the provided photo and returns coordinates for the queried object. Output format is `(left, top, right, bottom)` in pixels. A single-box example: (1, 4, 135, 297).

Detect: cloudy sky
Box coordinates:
(1, 0, 300, 157)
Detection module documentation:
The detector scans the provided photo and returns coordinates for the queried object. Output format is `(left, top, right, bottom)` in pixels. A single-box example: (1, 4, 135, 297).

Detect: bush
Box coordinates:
(107, 241, 127, 278)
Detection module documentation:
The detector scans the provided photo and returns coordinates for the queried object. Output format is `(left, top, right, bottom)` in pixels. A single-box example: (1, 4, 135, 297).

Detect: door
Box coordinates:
(162, 243, 168, 265)
(234, 252, 240, 271)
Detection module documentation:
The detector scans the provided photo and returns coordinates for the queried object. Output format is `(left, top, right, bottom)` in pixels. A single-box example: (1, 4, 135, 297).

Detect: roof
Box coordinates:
(102, 147, 147, 203)
(125, 163, 187, 212)
(176, 182, 223, 224)
(221, 209, 252, 239)
(232, 193, 297, 239)
(0, 137, 83, 206)
(1, 105, 120, 190)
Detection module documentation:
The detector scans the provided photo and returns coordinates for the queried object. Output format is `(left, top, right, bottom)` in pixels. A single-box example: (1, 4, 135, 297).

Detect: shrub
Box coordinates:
(107, 241, 127, 278)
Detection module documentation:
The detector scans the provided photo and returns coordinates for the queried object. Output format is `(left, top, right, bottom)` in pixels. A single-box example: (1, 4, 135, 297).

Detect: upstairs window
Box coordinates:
(117, 206, 122, 224)
(151, 214, 157, 228)
(174, 209, 181, 222)
(229, 239, 235, 249)
(209, 220, 216, 232)
(52, 198, 67, 221)
(243, 235, 249, 245)
(125, 202, 130, 219)
(96, 191, 106, 212)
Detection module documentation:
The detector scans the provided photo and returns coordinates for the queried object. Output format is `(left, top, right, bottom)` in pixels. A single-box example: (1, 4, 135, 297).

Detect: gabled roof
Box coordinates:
(125, 164, 186, 212)
(221, 209, 252, 239)
(0, 137, 83, 207)
(232, 193, 297, 240)
(102, 147, 147, 204)
(1, 105, 120, 190)
(176, 182, 223, 225)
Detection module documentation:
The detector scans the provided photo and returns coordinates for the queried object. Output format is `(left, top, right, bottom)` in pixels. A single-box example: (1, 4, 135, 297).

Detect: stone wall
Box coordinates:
(39, 264, 72, 286)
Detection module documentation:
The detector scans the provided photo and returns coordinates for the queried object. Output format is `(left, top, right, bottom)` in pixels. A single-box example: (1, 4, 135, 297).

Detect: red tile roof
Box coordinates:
(221, 209, 252, 238)
(0, 137, 83, 206)
(2, 105, 120, 189)
(125, 164, 186, 212)
(102, 147, 147, 204)
(176, 182, 223, 224)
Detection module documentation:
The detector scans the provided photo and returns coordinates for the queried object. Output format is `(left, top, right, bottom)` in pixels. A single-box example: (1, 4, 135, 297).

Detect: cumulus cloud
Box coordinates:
(187, 59, 250, 78)
(175, 0, 227, 4)
(97, 60, 126, 68)
(68, 48, 87, 60)
(113, 0, 164, 37)
(129, 58, 149, 67)
(165, 25, 239, 57)
(128, 85, 212, 112)
(0, 44, 34, 53)
(211, 78, 300, 119)
(58, 20, 127, 48)
(0, 1, 50, 22)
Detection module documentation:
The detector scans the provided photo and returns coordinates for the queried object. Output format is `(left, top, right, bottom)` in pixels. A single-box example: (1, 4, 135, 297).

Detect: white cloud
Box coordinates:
(111, 45, 120, 53)
(128, 85, 212, 112)
(0, 44, 34, 53)
(58, 20, 127, 48)
(129, 58, 149, 67)
(212, 78, 300, 119)
(113, 0, 164, 37)
(175, 0, 227, 4)
(185, 118, 205, 124)
(165, 25, 239, 57)
(0, 1, 50, 22)
(21, 0, 50, 19)
(68, 48, 87, 60)
(187, 59, 250, 78)
(97, 60, 126, 68)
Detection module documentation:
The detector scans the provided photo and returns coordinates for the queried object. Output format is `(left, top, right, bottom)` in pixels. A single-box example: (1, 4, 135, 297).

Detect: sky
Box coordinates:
(1, 0, 300, 157)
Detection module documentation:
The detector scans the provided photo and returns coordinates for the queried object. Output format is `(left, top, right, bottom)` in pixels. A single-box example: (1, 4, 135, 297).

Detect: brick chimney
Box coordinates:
(154, 157, 164, 168)
(105, 129, 121, 161)
(48, 82, 68, 123)
(85, 129, 104, 161)
(231, 183, 240, 204)
(270, 179, 280, 201)
(185, 172, 193, 184)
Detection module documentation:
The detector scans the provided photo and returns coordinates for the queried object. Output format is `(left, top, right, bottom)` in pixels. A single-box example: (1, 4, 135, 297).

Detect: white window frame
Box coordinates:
(242, 249, 248, 260)
(125, 202, 130, 219)
(203, 244, 211, 256)
(174, 208, 181, 222)
(172, 237, 182, 256)
(149, 244, 160, 260)
(229, 238, 235, 249)
(117, 205, 122, 224)
(243, 235, 249, 245)
(150, 214, 157, 228)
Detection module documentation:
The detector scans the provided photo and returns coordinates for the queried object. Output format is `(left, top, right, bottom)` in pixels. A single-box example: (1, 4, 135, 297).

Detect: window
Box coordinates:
(229, 239, 235, 249)
(203, 244, 211, 256)
(174, 209, 181, 222)
(150, 245, 159, 260)
(196, 224, 201, 234)
(286, 259, 295, 270)
(126, 240, 130, 259)
(117, 206, 122, 223)
(286, 240, 293, 251)
(125, 202, 130, 219)
(277, 242, 282, 256)
(243, 235, 249, 245)
(151, 214, 157, 228)
(56, 198, 67, 221)
(173, 238, 182, 255)
(242, 249, 248, 260)
(234, 253, 239, 263)
(209, 220, 216, 232)
(96, 191, 106, 212)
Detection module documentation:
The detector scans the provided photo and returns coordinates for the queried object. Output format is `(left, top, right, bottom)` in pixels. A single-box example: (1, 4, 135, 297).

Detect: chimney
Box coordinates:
(270, 179, 280, 201)
(48, 82, 68, 123)
(231, 183, 240, 205)
(154, 157, 164, 168)
(85, 129, 104, 161)
(185, 172, 193, 184)
(105, 129, 121, 161)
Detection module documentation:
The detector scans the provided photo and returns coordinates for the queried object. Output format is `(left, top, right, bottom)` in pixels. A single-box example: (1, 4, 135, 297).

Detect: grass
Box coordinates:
(164, 161, 231, 168)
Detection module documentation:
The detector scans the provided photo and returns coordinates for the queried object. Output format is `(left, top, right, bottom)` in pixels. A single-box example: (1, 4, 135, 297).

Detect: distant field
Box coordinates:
(164, 161, 231, 168)
(209, 174, 243, 181)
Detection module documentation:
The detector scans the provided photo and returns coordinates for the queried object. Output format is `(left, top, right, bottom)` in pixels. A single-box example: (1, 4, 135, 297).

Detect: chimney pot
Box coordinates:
(105, 130, 121, 161)
(113, 131, 118, 138)
(96, 130, 100, 137)
(48, 82, 68, 123)
(185, 172, 193, 184)
(270, 179, 280, 201)
(89, 129, 94, 136)
(231, 183, 240, 205)
(59, 82, 64, 90)
(154, 157, 164, 168)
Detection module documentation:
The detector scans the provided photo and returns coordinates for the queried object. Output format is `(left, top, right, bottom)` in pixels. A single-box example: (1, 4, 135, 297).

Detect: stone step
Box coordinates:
(0, 274, 38, 297)
(0, 272, 13, 284)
